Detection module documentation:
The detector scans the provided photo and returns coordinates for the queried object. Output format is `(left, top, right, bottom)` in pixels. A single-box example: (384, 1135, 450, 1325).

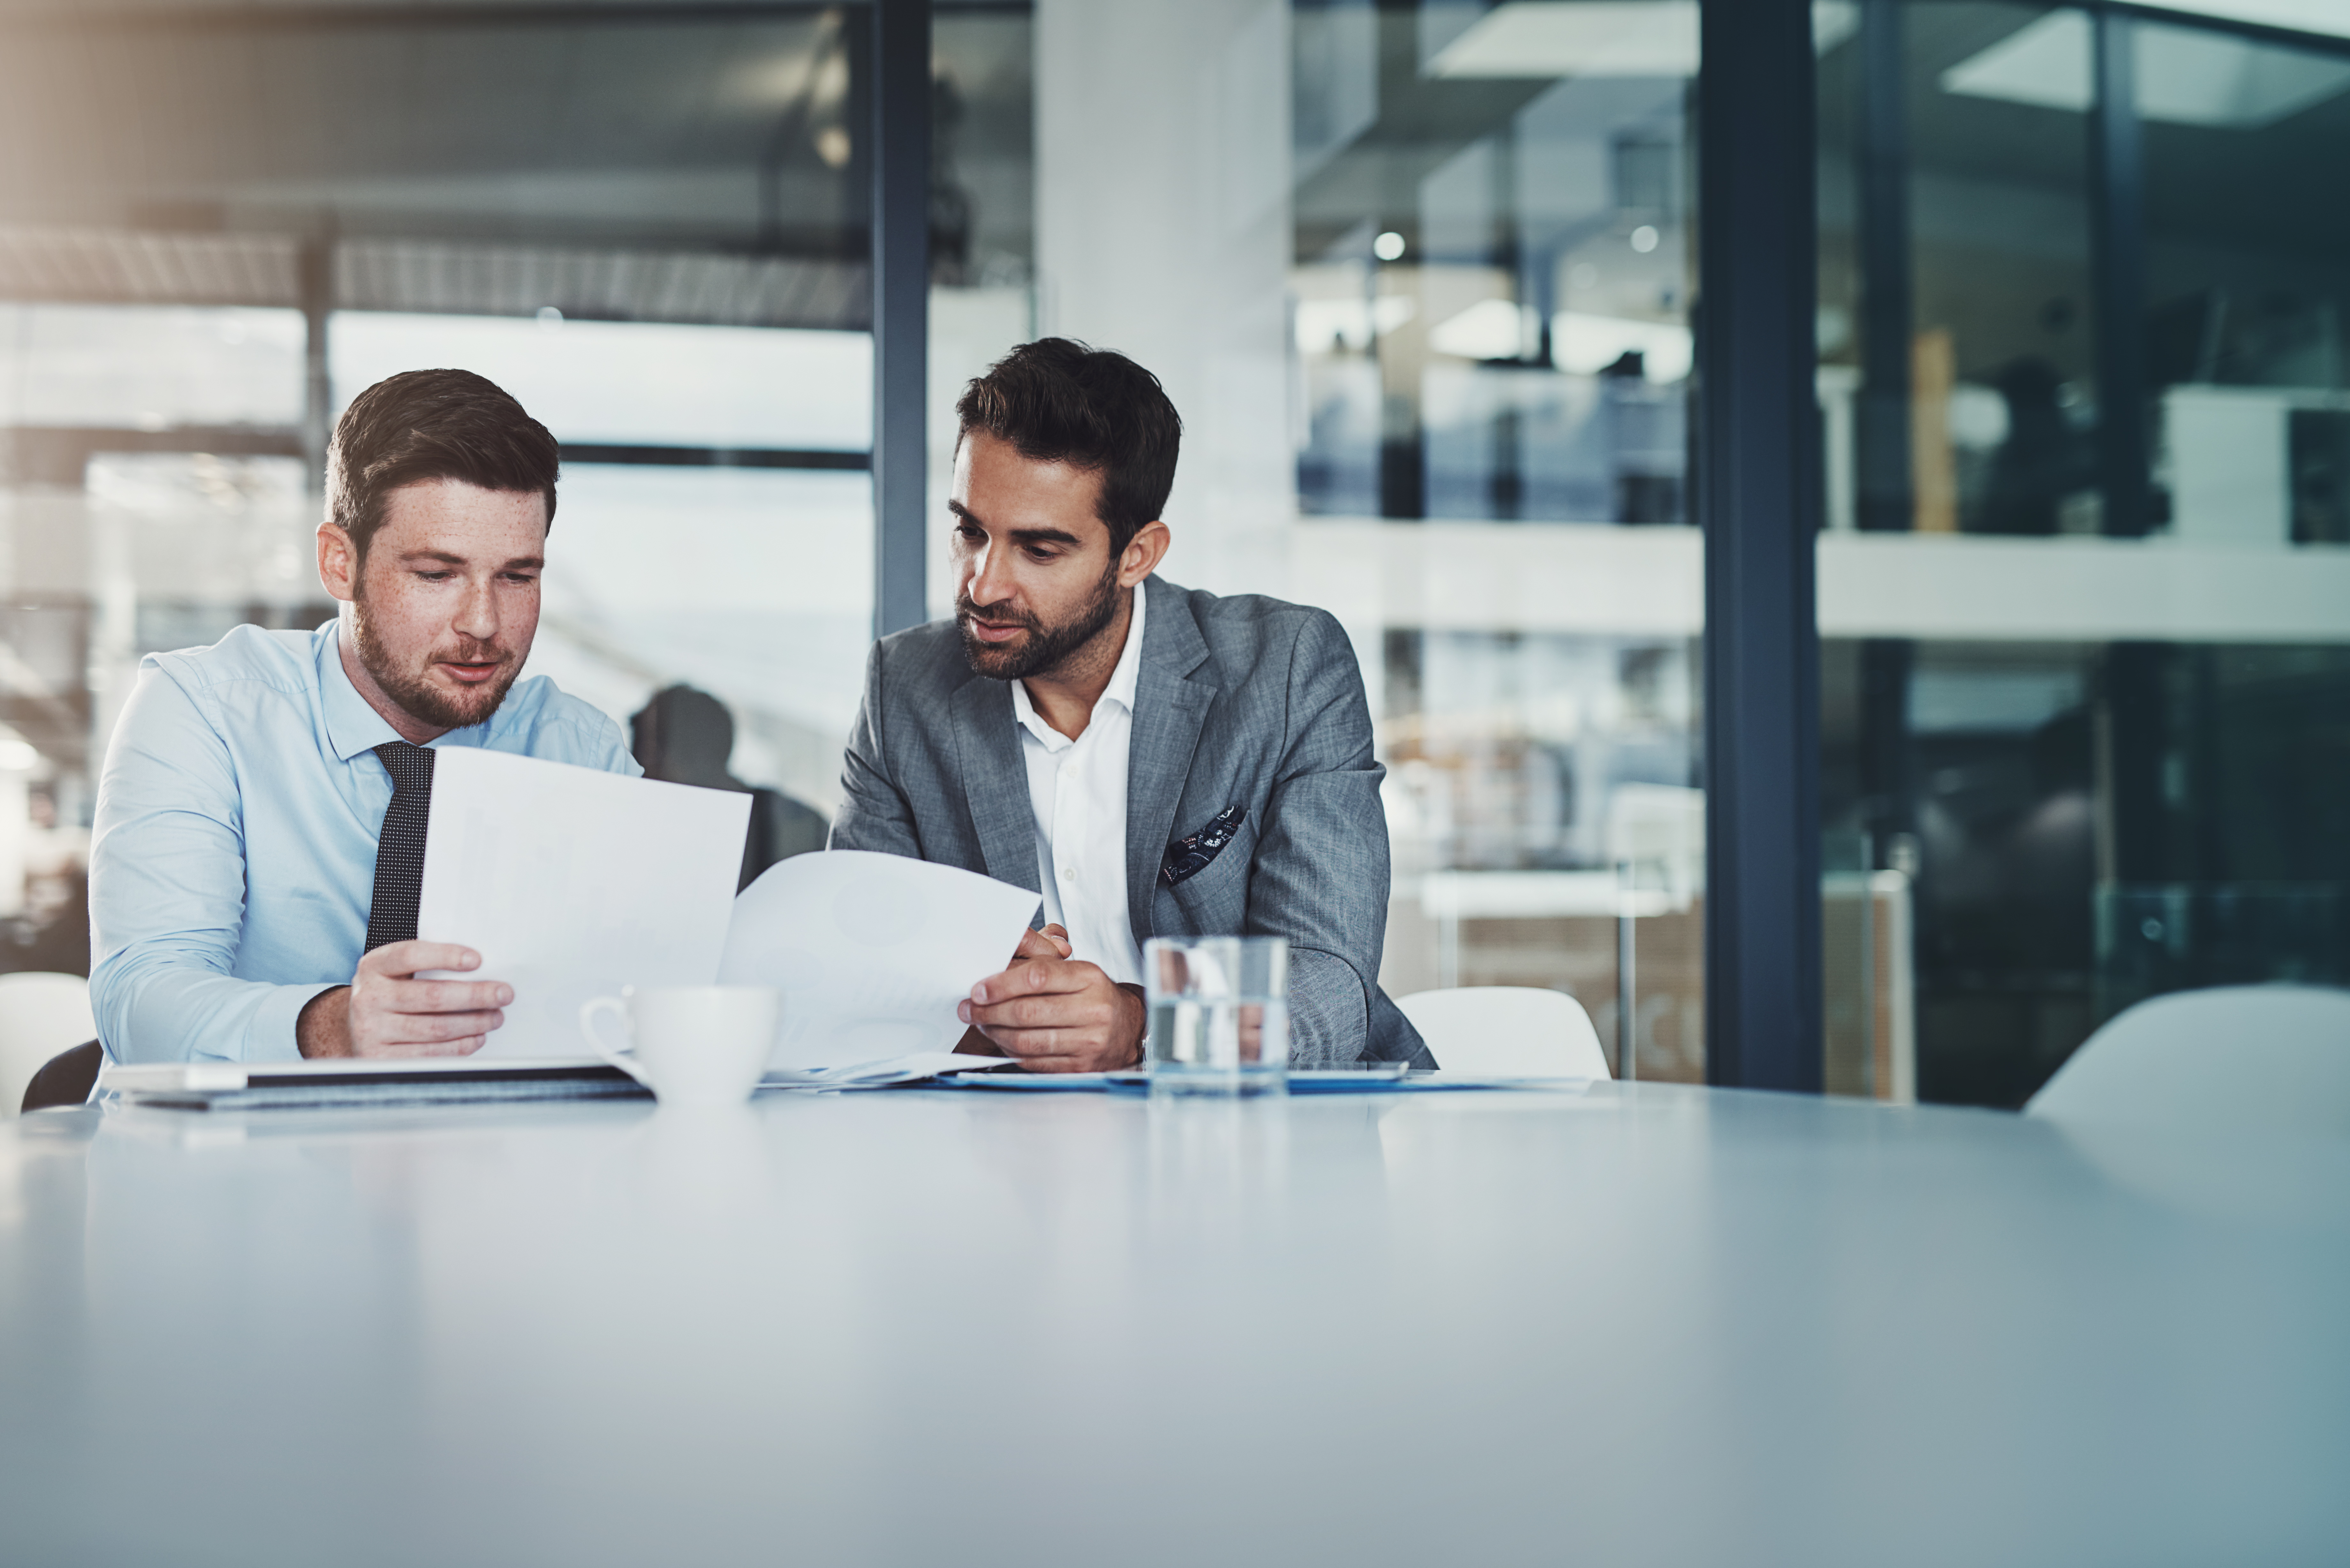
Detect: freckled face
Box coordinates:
(339, 479, 547, 731)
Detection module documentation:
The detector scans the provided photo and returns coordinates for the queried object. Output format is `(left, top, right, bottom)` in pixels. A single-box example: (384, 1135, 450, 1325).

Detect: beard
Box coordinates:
(956, 560, 1124, 682)
(350, 599, 523, 732)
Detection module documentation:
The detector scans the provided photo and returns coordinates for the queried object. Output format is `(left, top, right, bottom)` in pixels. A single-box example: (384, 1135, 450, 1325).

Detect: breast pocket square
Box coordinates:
(1161, 805, 1247, 888)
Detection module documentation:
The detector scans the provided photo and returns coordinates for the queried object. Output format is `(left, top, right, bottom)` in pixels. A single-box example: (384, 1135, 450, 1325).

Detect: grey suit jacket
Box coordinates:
(831, 576, 1432, 1068)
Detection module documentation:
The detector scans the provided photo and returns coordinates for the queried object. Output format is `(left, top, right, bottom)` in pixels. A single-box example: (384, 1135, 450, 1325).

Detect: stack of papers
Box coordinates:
(762, 1054, 1011, 1090)
(414, 753, 1040, 1085)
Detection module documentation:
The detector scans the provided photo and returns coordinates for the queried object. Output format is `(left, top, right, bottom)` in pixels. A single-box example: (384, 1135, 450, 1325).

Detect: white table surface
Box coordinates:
(3, 1082, 2345, 1567)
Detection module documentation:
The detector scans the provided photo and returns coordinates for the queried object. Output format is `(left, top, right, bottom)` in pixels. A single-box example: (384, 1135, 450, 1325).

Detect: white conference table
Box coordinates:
(3, 1080, 2346, 1566)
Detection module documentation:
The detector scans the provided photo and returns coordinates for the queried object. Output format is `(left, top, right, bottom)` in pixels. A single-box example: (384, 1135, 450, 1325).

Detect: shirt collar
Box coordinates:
(316, 619, 501, 762)
(318, 621, 408, 762)
(1105, 576, 1146, 712)
(1009, 579, 1147, 750)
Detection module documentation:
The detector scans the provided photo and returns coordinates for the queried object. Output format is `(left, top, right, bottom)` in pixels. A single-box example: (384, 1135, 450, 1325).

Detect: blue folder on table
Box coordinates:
(943, 1066, 1592, 1094)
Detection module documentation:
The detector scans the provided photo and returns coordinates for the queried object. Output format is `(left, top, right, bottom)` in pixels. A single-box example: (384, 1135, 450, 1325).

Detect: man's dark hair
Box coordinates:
(955, 338, 1181, 553)
(326, 369, 560, 561)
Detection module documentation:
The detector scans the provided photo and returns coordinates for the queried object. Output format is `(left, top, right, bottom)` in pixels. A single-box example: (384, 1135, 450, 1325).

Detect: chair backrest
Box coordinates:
(0, 972, 98, 1119)
(1396, 986, 1611, 1079)
(2025, 984, 2350, 1139)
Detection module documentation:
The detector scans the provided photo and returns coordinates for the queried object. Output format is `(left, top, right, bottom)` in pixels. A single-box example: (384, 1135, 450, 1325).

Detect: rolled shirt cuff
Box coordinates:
(243, 982, 344, 1064)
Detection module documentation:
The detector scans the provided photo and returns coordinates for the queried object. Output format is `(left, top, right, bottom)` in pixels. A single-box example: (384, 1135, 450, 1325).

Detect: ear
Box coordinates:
(317, 523, 360, 602)
(1117, 520, 1172, 588)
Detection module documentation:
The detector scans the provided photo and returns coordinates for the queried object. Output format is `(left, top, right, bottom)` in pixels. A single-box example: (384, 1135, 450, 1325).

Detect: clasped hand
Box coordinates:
(957, 923, 1146, 1073)
(297, 941, 512, 1058)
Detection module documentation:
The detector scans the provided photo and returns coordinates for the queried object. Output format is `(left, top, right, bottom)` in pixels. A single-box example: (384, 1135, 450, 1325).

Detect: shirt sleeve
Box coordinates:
(87, 665, 338, 1064)
(580, 707, 644, 778)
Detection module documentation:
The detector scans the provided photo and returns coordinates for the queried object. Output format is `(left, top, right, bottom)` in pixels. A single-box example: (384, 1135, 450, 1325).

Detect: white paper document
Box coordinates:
(418, 748, 751, 1058)
(720, 850, 1042, 1071)
(762, 1052, 1011, 1090)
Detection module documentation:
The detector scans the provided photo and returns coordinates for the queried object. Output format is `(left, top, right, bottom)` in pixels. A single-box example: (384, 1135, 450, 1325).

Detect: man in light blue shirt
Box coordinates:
(90, 369, 638, 1064)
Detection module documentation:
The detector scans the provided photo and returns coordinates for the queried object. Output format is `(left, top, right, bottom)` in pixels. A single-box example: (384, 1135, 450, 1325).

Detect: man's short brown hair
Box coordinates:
(326, 369, 560, 561)
(955, 338, 1181, 555)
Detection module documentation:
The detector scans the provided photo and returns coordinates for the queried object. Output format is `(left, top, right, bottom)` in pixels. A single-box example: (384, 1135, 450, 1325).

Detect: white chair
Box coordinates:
(0, 971, 98, 1118)
(2025, 985, 2350, 1139)
(1396, 986, 1611, 1079)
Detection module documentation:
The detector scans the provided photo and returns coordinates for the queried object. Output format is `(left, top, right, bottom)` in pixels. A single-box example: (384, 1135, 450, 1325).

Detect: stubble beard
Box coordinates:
(350, 590, 523, 733)
(956, 559, 1124, 682)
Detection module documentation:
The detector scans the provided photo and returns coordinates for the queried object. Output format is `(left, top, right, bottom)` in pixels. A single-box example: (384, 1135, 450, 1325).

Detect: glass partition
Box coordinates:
(1014, 0, 1704, 1076)
(0, 4, 876, 976)
(327, 314, 873, 813)
(32, 0, 2334, 1095)
(926, 4, 1037, 618)
(1302, 0, 1706, 1080)
(1816, 1, 2350, 1105)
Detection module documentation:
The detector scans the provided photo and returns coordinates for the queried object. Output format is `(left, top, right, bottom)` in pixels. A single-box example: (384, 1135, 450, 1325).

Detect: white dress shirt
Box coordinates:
(1010, 580, 1146, 987)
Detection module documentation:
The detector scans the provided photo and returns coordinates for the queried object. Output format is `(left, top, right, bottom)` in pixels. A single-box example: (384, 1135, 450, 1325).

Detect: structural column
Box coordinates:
(1853, 0, 1911, 536)
(2090, 7, 2151, 539)
(1698, 0, 1824, 1092)
(1033, 0, 1293, 594)
(870, 0, 931, 637)
(299, 234, 333, 492)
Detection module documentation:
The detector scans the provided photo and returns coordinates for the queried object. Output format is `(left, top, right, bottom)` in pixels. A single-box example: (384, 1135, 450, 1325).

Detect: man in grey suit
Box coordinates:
(832, 338, 1431, 1073)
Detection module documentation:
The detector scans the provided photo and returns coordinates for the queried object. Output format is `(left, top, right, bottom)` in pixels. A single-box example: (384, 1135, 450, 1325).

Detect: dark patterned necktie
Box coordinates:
(363, 741, 437, 954)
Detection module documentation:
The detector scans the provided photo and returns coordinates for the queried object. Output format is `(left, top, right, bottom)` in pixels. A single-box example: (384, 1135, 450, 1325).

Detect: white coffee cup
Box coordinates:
(578, 985, 780, 1107)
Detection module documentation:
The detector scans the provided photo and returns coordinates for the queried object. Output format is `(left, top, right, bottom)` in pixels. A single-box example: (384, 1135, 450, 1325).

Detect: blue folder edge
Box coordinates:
(935, 1069, 1591, 1095)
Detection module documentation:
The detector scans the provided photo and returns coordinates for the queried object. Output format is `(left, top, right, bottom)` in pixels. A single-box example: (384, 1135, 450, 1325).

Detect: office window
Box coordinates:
(1016, 0, 1705, 1077)
(0, 305, 307, 433)
(1294, 0, 1707, 1079)
(0, 5, 877, 972)
(327, 313, 875, 811)
(925, 4, 1038, 617)
(1816, 2, 2350, 1105)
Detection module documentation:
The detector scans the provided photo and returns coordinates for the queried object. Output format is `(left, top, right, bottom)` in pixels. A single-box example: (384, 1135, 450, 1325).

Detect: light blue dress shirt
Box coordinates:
(89, 621, 640, 1064)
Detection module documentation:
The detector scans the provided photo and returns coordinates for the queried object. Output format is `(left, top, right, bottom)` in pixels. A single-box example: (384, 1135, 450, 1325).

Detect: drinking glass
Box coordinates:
(1142, 935, 1288, 1096)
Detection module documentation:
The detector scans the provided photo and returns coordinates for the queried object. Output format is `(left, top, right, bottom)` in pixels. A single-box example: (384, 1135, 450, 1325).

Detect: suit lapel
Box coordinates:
(1125, 578, 1217, 943)
(951, 676, 1040, 893)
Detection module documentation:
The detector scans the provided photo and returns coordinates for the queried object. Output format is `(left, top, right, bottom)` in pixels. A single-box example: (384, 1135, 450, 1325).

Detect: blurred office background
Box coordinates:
(1815, 0, 2350, 1103)
(0, 0, 2342, 1105)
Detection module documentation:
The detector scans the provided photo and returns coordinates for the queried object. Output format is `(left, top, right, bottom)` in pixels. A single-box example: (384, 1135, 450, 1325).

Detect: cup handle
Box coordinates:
(579, 996, 649, 1088)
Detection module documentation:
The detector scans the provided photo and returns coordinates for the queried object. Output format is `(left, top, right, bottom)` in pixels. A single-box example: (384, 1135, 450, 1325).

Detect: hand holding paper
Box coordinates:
(300, 940, 511, 1058)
